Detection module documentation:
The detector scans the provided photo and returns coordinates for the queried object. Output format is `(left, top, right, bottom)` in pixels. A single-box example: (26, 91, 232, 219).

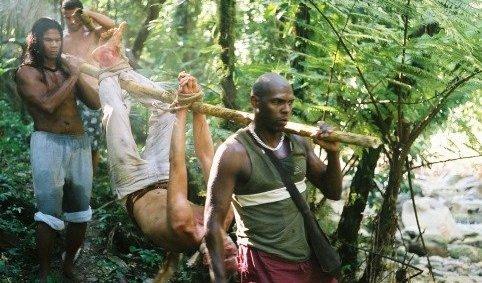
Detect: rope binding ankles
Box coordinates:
(97, 60, 132, 82)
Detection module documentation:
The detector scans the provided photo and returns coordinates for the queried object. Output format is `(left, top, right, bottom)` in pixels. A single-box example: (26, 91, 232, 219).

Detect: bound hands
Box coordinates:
(178, 71, 200, 95)
(169, 71, 202, 112)
(313, 122, 340, 152)
(201, 236, 238, 278)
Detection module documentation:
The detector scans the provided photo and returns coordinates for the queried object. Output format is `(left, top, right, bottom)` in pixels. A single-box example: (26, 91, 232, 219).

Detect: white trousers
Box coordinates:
(98, 70, 176, 199)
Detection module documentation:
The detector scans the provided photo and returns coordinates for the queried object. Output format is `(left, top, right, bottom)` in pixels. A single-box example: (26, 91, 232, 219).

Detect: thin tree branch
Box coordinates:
(405, 158, 436, 282)
(132, 0, 166, 59)
(306, 0, 389, 142)
(338, 242, 424, 279)
(324, 1, 357, 121)
(397, 0, 410, 144)
(410, 154, 482, 170)
(341, 153, 358, 175)
(406, 70, 481, 149)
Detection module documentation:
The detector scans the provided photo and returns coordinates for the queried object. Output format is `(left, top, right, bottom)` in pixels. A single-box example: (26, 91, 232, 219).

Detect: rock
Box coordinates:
(438, 275, 482, 283)
(408, 242, 426, 256)
(425, 235, 449, 257)
(447, 244, 482, 263)
(407, 235, 448, 257)
(449, 198, 482, 224)
(462, 234, 482, 247)
(453, 176, 482, 196)
(401, 197, 461, 241)
(456, 223, 482, 238)
(395, 245, 406, 257)
(401, 227, 418, 242)
(409, 253, 421, 265)
(416, 172, 481, 199)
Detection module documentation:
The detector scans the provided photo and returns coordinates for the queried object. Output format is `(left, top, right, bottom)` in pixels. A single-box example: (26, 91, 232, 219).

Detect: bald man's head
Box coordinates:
(250, 73, 295, 132)
(251, 73, 292, 99)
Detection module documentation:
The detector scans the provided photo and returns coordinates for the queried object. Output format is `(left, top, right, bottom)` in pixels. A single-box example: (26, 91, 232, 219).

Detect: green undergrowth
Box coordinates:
(0, 98, 211, 282)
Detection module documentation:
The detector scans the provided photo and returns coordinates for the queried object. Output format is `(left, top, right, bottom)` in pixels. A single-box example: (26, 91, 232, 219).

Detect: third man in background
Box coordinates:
(62, 0, 116, 172)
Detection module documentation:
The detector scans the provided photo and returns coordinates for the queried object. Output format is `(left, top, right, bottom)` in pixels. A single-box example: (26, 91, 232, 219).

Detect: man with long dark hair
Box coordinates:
(15, 17, 99, 281)
(62, 0, 116, 173)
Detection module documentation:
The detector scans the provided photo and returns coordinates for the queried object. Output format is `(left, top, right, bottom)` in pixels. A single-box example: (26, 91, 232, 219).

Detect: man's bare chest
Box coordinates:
(64, 36, 97, 61)
(44, 70, 67, 92)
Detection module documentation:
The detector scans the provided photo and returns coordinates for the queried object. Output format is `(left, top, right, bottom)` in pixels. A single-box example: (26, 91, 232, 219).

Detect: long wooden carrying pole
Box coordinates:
(76, 60, 380, 148)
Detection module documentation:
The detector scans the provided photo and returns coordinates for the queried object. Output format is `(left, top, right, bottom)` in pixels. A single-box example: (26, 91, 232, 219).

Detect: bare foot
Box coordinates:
(92, 22, 127, 68)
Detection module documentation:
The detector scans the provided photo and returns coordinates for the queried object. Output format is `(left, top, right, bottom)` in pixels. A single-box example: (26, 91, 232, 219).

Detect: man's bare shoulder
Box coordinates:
(16, 65, 41, 82)
(213, 136, 248, 170)
(221, 135, 248, 157)
(213, 136, 250, 179)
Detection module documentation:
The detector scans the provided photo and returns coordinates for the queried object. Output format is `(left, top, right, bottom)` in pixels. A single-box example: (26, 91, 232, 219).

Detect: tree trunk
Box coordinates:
(360, 151, 406, 282)
(174, 0, 201, 63)
(336, 147, 382, 281)
(218, 0, 237, 109)
(291, 2, 311, 100)
(131, 0, 165, 60)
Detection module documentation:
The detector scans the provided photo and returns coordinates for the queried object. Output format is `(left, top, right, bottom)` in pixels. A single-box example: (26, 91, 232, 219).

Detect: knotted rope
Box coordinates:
(153, 91, 204, 112)
(97, 60, 132, 82)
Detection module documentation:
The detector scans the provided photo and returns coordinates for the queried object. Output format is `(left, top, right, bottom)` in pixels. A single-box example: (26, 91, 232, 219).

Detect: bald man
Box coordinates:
(204, 73, 342, 283)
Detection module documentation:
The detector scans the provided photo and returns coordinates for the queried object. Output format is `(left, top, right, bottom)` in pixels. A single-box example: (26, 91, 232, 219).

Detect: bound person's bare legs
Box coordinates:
(92, 22, 236, 277)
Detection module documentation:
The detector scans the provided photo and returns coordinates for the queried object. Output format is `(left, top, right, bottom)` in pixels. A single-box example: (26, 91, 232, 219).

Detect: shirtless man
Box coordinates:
(62, 0, 115, 172)
(15, 18, 100, 281)
(90, 24, 236, 280)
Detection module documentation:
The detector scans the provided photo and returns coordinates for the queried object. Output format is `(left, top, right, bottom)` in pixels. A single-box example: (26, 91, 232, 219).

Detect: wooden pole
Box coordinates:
(73, 58, 381, 148)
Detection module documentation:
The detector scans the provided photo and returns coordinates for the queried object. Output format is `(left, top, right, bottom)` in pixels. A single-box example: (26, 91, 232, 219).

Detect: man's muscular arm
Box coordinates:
(193, 112, 214, 181)
(205, 141, 244, 283)
(83, 9, 115, 34)
(302, 126, 342, 200)
(62, 54, 100, 109)
(178, 71, 214, 180)
(76, 75, 100, 109)
(63, 54, 100, 110)
(166, 109, 198, 243)
(16, 66, 78, 114)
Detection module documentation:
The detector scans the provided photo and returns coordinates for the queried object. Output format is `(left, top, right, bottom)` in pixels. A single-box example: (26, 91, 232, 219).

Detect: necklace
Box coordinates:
(43, 66, 58, 72)
(249, 127, 285, 151)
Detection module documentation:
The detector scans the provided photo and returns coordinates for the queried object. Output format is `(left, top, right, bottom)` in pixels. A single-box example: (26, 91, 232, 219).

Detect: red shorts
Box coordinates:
(237, 245, 338, 283)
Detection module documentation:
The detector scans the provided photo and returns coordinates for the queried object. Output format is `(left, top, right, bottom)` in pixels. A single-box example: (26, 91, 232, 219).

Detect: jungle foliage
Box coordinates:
(0, 0, 480, 281)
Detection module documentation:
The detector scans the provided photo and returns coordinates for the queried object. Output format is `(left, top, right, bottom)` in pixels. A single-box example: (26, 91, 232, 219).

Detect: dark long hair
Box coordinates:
(20, 18, 65, 82)
(62, 0, 83, 10)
